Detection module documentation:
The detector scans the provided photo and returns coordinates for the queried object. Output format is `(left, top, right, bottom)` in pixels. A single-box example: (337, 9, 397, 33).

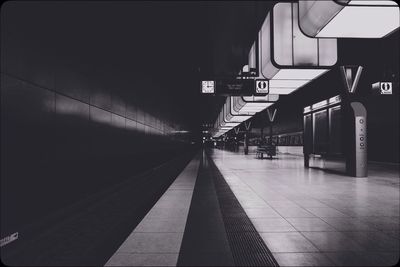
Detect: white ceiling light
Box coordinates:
(299, 0, 399, 38)
(231, 96, 276, 115)
(260, 2, 337, 94)
(269, 88, 299, 95)
(224, 99, 252, 122)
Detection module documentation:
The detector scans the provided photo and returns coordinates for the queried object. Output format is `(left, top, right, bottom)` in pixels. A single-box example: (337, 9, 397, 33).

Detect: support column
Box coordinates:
(341, 65, 368, 177)
(244, 121, 251, 155)
(267, 108, 277, 159)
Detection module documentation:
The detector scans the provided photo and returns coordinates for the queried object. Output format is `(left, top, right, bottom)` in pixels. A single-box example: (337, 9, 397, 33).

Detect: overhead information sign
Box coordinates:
(216, 79, 255, 95)
(200, 79, 271, 95)
(201, 79, 255, 95)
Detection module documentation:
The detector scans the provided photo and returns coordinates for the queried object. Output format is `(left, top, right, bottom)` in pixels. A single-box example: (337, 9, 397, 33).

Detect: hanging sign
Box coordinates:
(372, 81, 393, 95)
(255, 79, 269, 95)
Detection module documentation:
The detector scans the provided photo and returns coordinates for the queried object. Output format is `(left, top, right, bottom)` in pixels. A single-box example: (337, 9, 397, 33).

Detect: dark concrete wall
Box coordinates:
(1, 2, 193, 239)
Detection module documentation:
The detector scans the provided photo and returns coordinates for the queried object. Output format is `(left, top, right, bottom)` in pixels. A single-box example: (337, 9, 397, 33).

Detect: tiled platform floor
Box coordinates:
(210, 149, 399, 266)
(105, 149, 399, 266)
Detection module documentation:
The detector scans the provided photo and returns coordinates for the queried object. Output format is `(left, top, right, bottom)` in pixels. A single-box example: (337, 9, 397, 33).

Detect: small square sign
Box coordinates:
(380, 82, 392, 95)
(255, 79, 269, 94)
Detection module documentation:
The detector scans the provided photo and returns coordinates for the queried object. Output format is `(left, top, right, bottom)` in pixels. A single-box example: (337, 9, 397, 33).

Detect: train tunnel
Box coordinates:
(1, 1, 399, 266)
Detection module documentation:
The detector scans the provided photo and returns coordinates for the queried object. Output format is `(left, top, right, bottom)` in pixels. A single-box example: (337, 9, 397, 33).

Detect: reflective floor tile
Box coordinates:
(252, 218, 296, 232)
(244, 207, 282, 218)
(272, 252, 334, 266)
(325, 251, 398, 266)
(301, 231, 365, 252)
(260, 232, 319, 253)
(320, 217, 377, 231)
(305, 207, 349, 218)
(341, 231, 400, 251)
(274, 206, 316, 218)
(287, 217, 337, 232)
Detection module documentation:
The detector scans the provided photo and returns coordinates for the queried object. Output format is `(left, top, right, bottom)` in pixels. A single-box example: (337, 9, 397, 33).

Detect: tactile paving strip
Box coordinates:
(209, 156, 279, 267)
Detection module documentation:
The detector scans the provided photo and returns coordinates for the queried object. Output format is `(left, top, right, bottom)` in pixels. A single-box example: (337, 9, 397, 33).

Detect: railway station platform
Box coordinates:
(106, 149, 400, 266)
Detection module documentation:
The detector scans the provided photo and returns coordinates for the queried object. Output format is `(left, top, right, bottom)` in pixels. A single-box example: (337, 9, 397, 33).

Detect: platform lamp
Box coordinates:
(259, 2, 338, 95)
(298, 0, 399, 38)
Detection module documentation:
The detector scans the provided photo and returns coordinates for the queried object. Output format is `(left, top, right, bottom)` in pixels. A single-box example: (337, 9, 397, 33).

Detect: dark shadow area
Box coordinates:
(1, 151, 196, 266)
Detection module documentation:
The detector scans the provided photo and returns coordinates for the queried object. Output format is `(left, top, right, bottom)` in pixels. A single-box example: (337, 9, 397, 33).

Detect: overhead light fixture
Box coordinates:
(269, 88, 299, 95)
(223, 100, 252, 122)
(212, 94, 279, 138)
(248, 43, 257, 72)
(259, 2, 337, 95)
(298, 0, 399, 38)
(231, 96, 275, 115)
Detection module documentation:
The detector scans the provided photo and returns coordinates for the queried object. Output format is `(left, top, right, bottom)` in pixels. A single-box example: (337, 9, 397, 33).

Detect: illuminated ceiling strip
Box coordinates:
(243, 94, 279, 101)
(298, 0, 399, 38)
(269, 88, 299, 95)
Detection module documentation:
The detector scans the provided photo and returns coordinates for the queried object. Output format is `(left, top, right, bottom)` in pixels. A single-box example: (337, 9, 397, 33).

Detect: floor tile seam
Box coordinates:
(297, 230, 377, 254)
(224, 169, 305, 209)
(131, 231, 186, 233)
(316, 216, 382, 233)
(337, 229, 400, 243)
(314, 200, 372, 216)
(271, 251, 333, 254)
(111, 252, 180, 255)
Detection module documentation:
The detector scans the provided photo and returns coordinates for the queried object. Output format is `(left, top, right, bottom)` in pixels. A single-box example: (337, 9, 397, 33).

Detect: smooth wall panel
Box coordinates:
(1, 33, 22, 78)
(54, 94, 92, 210)
(90, 106, 113, 159)
(55, 94, 90, 162)
(1, 30, 56, 91)
(136, 107, 145, 124)
(1, 76, 56, 235)
(55, 65, 91, 103)
(126, 118, 138, 132)
(111, 92, 126, 117)
(90, 81, 112, 111)
(126, 104, 137, 121)
(17, 37, 55, 90)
